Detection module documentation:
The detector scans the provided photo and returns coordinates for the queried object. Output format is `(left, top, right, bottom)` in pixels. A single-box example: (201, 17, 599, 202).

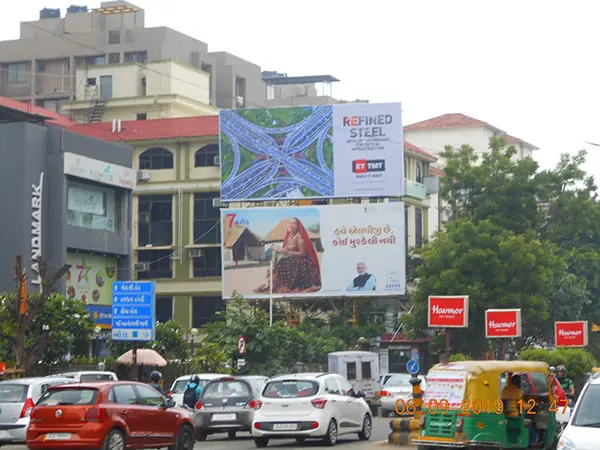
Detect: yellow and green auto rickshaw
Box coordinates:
(412, 361, 560, 450)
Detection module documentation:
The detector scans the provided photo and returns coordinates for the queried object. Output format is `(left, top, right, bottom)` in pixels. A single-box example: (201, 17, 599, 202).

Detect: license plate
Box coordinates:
(0, 431, 8, 439)
(45, 433, 72, 440)
(273, 423, 297, 431)
(212, 413, 236, 421)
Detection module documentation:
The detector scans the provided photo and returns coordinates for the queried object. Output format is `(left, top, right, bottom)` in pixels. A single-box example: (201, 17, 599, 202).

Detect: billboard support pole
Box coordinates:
(445, 329, 450, 363)
(269, 259, 273, 327)
(501, 341, 507, 360)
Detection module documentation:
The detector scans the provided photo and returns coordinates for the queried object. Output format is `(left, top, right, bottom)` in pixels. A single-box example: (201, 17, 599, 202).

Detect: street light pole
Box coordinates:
(94, 326, 101, 359)
(190, 328, 198, 357)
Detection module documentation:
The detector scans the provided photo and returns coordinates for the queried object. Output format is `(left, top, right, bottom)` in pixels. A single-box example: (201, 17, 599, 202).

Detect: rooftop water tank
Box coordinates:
(67, 5, 88, 13)
(40, 8, 61, 19)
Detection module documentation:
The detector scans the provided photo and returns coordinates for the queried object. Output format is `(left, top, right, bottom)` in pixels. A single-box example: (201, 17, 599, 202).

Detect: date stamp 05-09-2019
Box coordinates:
(395, 398, 570, 416)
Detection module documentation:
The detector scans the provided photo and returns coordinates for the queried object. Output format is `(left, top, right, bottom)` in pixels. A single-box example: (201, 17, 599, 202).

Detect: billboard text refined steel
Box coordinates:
(221, 203, 406, 299)
(219, 103, 403, 201)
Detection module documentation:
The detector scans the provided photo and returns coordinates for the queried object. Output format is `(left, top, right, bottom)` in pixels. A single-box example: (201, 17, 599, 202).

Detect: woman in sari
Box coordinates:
(255, 217, 321, 294)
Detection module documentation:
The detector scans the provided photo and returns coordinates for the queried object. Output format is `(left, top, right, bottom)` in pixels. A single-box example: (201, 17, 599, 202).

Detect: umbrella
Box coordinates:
(116, 348, 167, 367)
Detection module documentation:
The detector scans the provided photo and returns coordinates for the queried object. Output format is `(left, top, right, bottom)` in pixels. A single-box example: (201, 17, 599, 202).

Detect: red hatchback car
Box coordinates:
(26, 381, 195, 450)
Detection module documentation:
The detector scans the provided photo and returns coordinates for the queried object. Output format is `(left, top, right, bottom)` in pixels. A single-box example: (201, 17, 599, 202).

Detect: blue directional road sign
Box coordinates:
(111, 281, 156, 342)
(407, 359, 420, 375)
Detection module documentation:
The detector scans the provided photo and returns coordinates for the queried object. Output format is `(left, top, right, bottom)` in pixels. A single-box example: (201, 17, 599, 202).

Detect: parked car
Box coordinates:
(0, 377, 75, 447)
(168, 373, 229, 406)
(193, 376, 262, 441)
(379, 373, 426, 417)
(47, 371, 118, 382)
(557, 373, 600, 450)
(252, 372, 372, 447)
(26, 381, 195, 450)
(240, 376, 268, 398)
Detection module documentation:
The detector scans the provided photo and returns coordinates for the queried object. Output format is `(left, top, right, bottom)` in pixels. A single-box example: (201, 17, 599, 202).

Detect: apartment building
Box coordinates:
(63, 60, 218, 123)
(0, 1, 264, 116)
(70, 115, 439, 330)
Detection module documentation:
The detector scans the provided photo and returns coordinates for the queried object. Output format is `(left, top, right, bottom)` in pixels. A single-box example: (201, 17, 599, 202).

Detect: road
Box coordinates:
(2, 417, 395, 450)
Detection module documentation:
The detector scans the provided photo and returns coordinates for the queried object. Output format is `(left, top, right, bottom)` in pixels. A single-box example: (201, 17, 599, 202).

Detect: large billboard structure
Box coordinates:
(219, 103, 403, 201)
(221, 203, 406, 299)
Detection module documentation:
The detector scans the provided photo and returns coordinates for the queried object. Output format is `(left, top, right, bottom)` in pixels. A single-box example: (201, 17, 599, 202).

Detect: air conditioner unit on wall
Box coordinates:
(212, 198, 222, 208)
(137, 170, 151, 181)
(213, 155, 219, 165)
(134, 262, 149, 272)
(189, 248, 204, 258)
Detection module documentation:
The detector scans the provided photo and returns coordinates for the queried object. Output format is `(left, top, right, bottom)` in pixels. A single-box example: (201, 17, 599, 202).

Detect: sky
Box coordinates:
(231, 208, 319, 238)
(2, 1, 600, 176)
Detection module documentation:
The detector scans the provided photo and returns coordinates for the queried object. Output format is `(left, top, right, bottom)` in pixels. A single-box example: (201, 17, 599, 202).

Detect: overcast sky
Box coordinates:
(2, 1, 599, 176)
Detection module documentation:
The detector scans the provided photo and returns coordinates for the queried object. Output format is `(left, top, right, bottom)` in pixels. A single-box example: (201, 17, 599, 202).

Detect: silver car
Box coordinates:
(0, 377, 74, 445)
(379, 374, 426, 417)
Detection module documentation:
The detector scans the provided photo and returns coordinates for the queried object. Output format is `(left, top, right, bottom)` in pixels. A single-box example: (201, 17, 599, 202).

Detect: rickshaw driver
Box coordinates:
(502, 373, 523, 417)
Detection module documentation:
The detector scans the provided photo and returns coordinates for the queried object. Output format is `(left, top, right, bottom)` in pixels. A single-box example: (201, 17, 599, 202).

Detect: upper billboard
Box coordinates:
(219, 103, 403, 201)
(221, 203, 406, 299)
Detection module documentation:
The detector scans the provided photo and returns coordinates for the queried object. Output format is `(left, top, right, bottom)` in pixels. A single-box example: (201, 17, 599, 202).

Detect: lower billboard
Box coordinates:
(66, 253, 118, 329)
(221, 203, 406, 299)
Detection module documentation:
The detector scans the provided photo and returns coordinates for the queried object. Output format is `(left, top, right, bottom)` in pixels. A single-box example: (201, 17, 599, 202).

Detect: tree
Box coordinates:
(406, 220, 569, 356)
(107, 320, 190, 361)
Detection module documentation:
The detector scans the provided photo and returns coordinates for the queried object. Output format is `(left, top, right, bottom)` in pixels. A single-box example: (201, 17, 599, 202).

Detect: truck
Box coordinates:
(327, 351, 381, 414)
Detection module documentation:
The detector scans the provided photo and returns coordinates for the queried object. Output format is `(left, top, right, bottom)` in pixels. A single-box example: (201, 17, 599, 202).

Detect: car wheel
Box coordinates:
(196, 430, 208, 441)
(102, 429, 125, 450)
(255, 437, 269, 447)
(322, 419, 338, 446)
(228, 431, 236, 439)
(358, 414, 372, 440)
(168, 424, 194, 450)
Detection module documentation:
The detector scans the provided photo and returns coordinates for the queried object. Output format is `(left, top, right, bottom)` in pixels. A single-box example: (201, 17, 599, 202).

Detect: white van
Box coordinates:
(327, 351, 381, 399)
(47, 371, 118, 382)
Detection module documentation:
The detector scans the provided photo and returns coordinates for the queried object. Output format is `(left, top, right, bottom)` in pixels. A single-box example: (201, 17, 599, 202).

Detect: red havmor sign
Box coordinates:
(485, 309, 522, 338)
(555, 321, 588, 347)
(428, 296, 469, 328)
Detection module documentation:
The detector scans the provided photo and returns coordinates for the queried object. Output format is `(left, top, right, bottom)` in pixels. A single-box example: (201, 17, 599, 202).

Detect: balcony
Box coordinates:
(405, 180, 427, 200)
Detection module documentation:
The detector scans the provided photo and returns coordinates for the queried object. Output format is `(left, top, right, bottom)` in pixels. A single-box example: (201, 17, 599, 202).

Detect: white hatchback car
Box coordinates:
(557, 374, 600, 450)
(251, 373, 372, 447)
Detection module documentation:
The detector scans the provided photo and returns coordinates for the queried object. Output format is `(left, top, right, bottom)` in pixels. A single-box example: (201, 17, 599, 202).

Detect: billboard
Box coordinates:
(555, 321, 588, 347)
(66, 253, 118, 329)
(427, 296, 469, 328)
(219, 103, 403, 201)
(485, 309, 522, 338)
(221, 203, 405, 299)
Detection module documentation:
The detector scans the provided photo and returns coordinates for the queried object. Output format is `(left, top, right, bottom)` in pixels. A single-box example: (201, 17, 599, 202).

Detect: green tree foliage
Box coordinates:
(407, 138, 600, 357)
(0, 292, 94, 373)
(107, 320, 189, 361)
(519, 347, 597, 390)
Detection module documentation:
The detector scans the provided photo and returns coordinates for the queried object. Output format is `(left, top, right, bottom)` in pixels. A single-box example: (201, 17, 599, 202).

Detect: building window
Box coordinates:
(193, 247, 221, 278)
(7, 62, 28, 84)
(108, 52, 120, 64)
(156, 297, 173, 323)
(139, 148, 173, 170)
(194, 192, 220, 244)
(67, 181, 118, 232)
(124, 51, 148, 63)
(416, 162, 423, 183)
(235, 76, 246, 107)
(136, 113, 147, 121)
(192, 296, 225, 328)
(85, 55, 105, 66)
(136, 250, 172, 280)
(108, 30, 121, 45)
(194, 144, 219, 167)
(415, 207, 423, 248)
(138, 195, 172, 246)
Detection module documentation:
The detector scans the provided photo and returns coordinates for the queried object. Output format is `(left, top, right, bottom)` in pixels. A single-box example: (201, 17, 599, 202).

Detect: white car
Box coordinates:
(168, 373, 229, 406)
(557, 374, 599, 450)
(47, 370, 118, 382)
(251, 372, 372, 447)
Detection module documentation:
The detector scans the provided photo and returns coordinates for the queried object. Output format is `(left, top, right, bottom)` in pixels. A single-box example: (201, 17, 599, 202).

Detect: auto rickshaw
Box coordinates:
(413, 361, 560, 450)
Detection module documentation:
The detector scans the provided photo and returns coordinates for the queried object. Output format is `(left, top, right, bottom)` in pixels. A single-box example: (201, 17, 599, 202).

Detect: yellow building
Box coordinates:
(63, 60, 217, 124)
(71, 116, 438, 328)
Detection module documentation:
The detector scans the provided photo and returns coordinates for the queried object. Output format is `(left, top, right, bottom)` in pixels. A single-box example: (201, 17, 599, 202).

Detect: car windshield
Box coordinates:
(385, 376, 412, 388)
(172, 379, 211, 394)
(572, 384, 600, 427)
(0, 384, 28, 403)
(203, 380, 251, 398)
(263, 380, 319, 398)
(79, 374, 114, 382)
(37, 388, 99, 406)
